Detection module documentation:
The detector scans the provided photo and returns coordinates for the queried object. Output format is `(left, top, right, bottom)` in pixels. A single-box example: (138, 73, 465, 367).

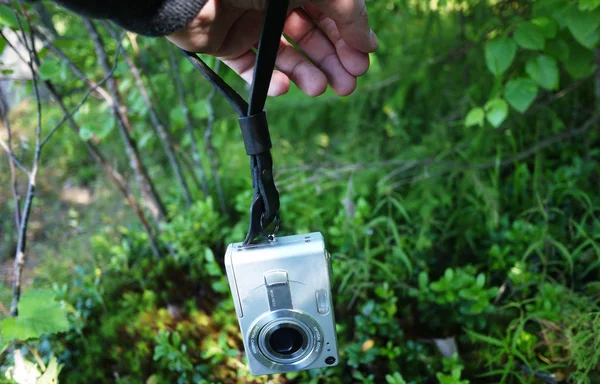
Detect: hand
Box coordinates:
(167, 0, 379, 97)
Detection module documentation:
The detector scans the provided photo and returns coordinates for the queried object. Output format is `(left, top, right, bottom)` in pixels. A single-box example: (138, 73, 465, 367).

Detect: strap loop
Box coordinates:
(180, 0, 289, 246)
(238, 112, 271, 155)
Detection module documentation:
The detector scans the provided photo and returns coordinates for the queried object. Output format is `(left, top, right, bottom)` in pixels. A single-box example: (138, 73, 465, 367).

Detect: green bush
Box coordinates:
(1, 0, 599, 383)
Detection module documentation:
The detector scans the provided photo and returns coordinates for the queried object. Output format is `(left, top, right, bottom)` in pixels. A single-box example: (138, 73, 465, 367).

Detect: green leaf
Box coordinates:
(465, 107, 485, 127)
(566, 6, 600, 48)
(79, 127, 93, 141)
(485, 37, 517, 76)
(504, 78, 538, 113)
(484, 99, 509, 128)
(531, 16, 558, 38)
(513, 22, 545, 50)
(0, 6, 21, 29)
(525, 55, 559, 90)
(564, 43, 595, 78)
(465, 329, 506, 348)
(191, 100, 209, 120)
(545, 39, 570, 63)
(579, 0, 600, 11)
(169, 106, 186, 129)
(96, 120, 115, 140)
(0, 290, 69, 341)
(38, 60, 61, 81)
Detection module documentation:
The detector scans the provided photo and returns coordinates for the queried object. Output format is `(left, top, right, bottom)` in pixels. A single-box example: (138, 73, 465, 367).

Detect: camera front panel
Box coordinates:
(225, 232, 338, 376)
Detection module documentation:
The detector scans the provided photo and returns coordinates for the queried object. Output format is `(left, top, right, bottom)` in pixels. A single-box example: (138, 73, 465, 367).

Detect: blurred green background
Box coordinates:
(1, 0, 599, 383)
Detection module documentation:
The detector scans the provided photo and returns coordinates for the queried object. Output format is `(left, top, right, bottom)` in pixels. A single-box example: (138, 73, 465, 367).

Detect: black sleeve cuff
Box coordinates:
(112, 0, 208, 36)
(52, 0, 208, 36)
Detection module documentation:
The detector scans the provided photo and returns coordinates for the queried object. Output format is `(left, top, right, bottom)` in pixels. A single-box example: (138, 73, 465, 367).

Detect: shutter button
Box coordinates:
(315, 289, 330, 314)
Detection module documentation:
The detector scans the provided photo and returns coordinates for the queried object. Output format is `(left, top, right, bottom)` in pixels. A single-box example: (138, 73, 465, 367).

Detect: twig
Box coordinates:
(10, 1, 42, 317)
(44, 81, 163, 258)
(39, 39, 123, 148)
(0, 301, 9, 317)
(4, 11, 162, 258)
(388, 115, 600, 189)
(0, 31, 28, 66)
(0, 88, 22, 228)
(33, 27, 113, 104)
(168, 44, 210, 197)
(24, 342, 46, 372)
(0, 138, 31, 177)
(103, 22, 192, 208)
(204, 60, 227, 215)
(82, 19, 167, 222)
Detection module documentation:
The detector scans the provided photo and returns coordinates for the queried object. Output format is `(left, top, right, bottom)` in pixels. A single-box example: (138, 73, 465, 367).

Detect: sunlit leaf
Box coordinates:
(484, 99, 509, 128)
(37, 357, 62, 384)
(38, 60, 61, 80)
(79, 127, 93, 141)
(579, 0, 600, 11)
(0, 290, 69, 341)
(465, 107, 485, 127)
(485, 37, 517, 76)
(525, 55, 559, 90)
(0, 5, 21, 29)
(513, 22, 545, 50)
(531, 16, 558, 38)
(504, 78, 538, 113)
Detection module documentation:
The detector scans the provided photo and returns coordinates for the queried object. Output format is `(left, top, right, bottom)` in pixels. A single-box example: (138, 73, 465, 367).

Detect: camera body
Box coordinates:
(224, 232, 339, 376)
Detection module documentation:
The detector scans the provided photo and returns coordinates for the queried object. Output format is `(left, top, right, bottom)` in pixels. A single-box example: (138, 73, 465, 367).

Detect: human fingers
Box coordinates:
(275, 37, 328, 96)
(167, 0, 238, 53)
(303, 3, 369, 76)
(310, 0, 378, 54)
(220, 50, 291, 97)
(284, 8, 356, 96)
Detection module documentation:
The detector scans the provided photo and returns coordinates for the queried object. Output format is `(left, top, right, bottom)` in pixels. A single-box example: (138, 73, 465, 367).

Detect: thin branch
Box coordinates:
(24, 343, 46, 372)
(39, 39, 123, 148)
(168, 44, 210, 197)
(388, 114, 600, 189)
(82, 19, 167, 221)
(10, 0, 42, 318)
(0, 89, 22, 228)
(0, 31, 28, 65)
(42, 80, 163, 258)
(103, 22, 192, 208)
(33, 27, 113, 103)
(0, 138, 31, 177)
(204, 60, 227, 215)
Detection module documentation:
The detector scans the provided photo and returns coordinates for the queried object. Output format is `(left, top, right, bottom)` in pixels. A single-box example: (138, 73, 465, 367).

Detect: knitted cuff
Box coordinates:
(112, 0, 208, 36)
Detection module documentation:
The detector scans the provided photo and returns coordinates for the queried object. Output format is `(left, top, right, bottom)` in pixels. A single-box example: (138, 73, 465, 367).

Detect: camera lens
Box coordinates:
(268, 326, 304, 355)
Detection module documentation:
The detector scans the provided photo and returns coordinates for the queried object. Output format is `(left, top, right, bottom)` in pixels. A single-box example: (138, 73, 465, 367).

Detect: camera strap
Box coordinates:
(180, 0, 289, 246)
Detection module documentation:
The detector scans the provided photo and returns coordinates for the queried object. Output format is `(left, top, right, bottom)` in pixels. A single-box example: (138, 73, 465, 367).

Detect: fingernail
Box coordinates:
(370, 30, 379, 50)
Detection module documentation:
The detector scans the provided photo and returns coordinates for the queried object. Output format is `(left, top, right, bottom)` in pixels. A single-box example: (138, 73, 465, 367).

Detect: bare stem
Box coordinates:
(82, 19, 167, 221)
(103, 22, 192, 207)
(42, 80, 163, 258)
(168, 44, 210, 197)
(0, 85, 22, 233)
(204, 61, 227, 215)
(40, 39, 123, 148)
(10, 1, 42, 317)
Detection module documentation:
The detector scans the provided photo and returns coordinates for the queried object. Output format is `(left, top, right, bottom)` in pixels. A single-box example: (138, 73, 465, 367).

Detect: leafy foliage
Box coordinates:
(0, 0, 599, 383)
(0, 291, 69, 341)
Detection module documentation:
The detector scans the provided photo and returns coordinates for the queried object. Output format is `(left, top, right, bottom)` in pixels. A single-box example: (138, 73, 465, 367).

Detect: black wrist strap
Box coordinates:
(180, 0, 289, 246)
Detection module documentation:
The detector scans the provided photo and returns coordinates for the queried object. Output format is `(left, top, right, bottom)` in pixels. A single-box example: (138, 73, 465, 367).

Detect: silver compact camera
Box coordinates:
(224, 232, 339, 376)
